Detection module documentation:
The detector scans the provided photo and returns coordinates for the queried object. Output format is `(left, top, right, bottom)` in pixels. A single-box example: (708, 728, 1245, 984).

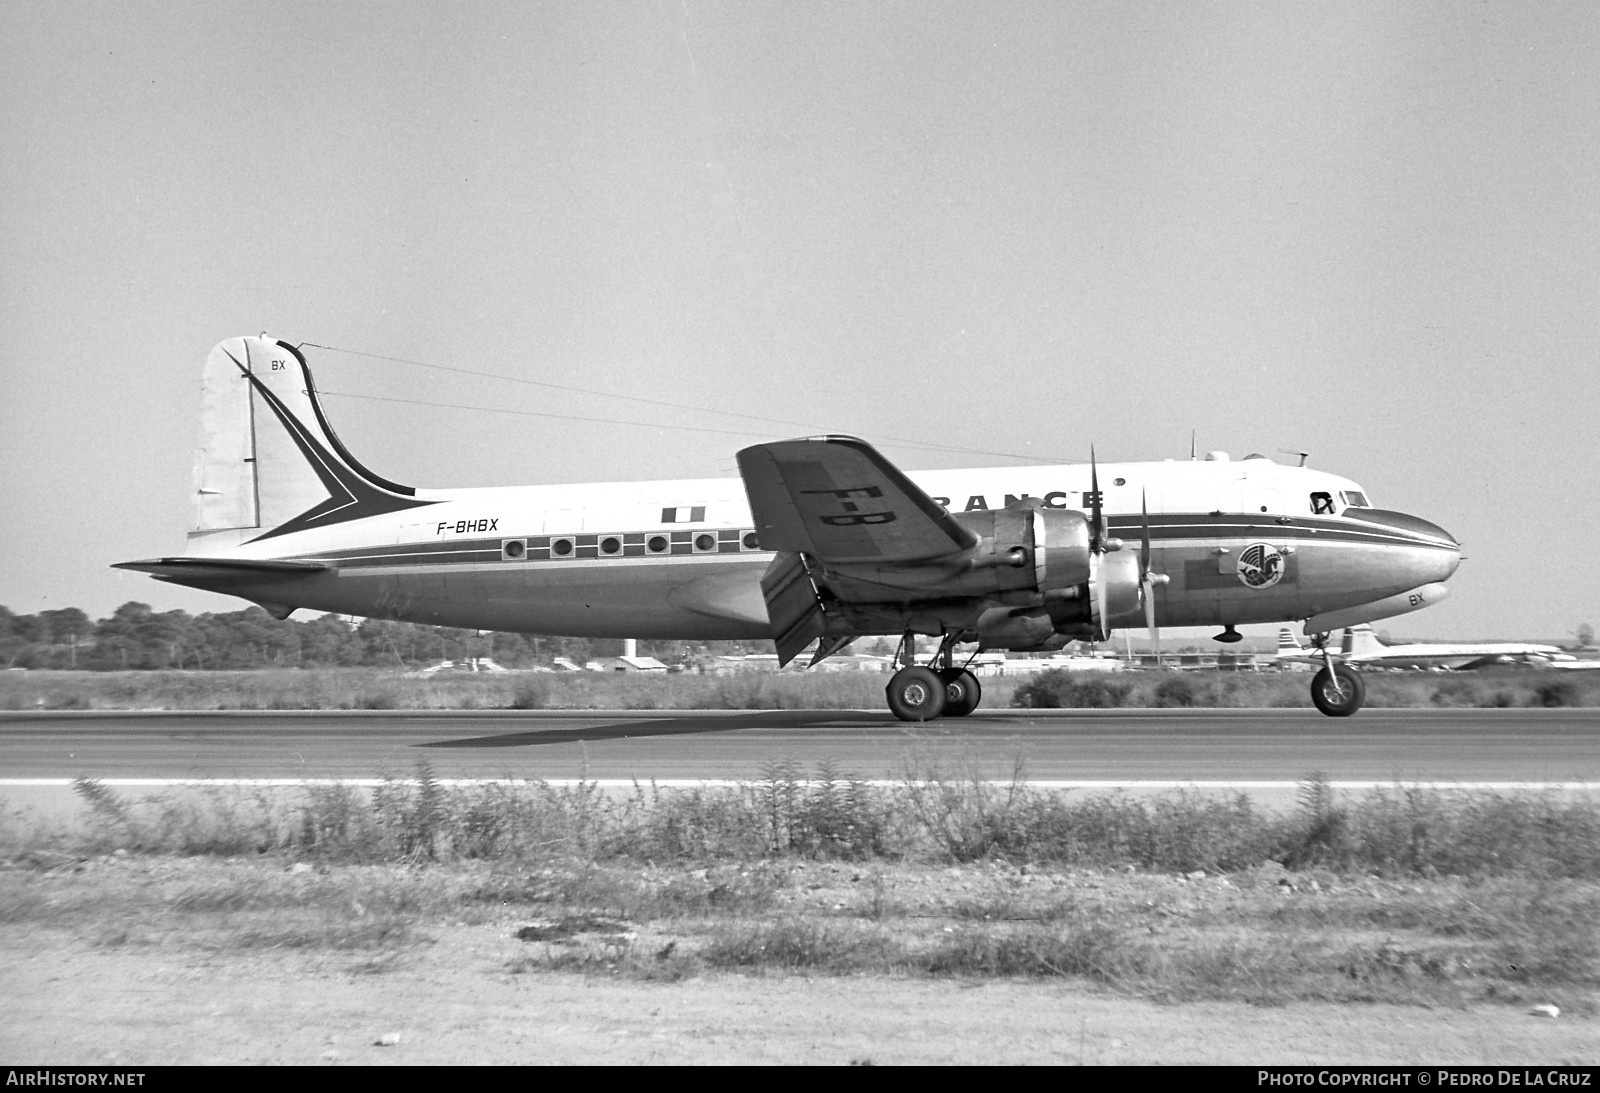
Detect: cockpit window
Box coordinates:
(1341, 490, 1370, 508)
(1310, 491, 1335, 515)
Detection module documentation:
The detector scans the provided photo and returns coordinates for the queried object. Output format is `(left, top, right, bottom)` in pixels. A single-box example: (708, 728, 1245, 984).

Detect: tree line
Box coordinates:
(0, 603, 771, 671)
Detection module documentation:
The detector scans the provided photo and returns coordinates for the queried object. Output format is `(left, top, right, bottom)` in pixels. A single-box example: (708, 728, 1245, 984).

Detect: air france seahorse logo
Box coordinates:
(1236, 543, 1285, 589)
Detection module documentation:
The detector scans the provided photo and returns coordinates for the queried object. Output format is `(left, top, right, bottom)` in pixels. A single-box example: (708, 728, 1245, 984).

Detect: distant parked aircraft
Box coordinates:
(1339, 625, 1576, 670)
(1274, 627, 1321, 668)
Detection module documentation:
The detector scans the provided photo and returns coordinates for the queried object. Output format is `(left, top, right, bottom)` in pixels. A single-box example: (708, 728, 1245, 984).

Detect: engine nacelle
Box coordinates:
(1035, 547, 1144, 642)
(1090, 549, 1143, 640)
(953, 505, 1145, 648)
(950, 504, 1092, 594)
(972, 607, 1073, 652)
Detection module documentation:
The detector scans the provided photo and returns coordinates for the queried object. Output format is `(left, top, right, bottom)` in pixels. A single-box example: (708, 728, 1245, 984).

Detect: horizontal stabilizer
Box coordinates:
(114, 557, 331, 578)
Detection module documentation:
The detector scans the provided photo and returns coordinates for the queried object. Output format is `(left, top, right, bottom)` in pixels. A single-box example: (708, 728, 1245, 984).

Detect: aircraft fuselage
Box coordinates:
(163, 459, 1459, 642)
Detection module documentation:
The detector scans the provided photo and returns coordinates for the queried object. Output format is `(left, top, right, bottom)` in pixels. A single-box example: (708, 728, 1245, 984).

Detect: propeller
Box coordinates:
(1088, 448, 1123, 641)
(1086, 453, 1168, 652)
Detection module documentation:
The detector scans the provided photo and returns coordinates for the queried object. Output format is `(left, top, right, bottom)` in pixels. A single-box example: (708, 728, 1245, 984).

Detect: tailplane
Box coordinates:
(1275, 627, 1305, 657)
(189, 336, 431, 548)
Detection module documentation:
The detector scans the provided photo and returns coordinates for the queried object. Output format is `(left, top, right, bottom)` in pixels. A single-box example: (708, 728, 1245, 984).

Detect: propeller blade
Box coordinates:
(1140, 490, 1152, 577)
(1089, 446, 1105, 551)
(1137, 488, 1169, 655)
(1144, 589, 1160, 663)
(1097, 570, 1109, 641)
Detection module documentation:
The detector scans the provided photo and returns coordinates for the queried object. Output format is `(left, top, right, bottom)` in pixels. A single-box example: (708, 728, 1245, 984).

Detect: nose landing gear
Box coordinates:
(1308, 631, 1365, 717)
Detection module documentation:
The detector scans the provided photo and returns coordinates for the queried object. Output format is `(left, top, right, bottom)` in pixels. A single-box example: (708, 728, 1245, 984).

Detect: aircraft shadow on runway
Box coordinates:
(417, 710, 882, 748)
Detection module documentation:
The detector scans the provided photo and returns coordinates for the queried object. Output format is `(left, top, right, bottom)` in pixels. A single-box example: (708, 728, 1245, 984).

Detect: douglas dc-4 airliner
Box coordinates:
(1338, 624, 1573, 670)
(117, 337, 1463, 719)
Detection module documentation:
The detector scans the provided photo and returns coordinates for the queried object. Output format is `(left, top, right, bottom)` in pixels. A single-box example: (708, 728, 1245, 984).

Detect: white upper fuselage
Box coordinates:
(197, 453, 1372, 560)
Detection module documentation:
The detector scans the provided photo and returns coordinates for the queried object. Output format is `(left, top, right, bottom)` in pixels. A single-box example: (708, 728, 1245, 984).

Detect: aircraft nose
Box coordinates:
(1406, 514, 1461, 581)
(1425, 523, 1462, 583)
(1343, 508, 1462, 583)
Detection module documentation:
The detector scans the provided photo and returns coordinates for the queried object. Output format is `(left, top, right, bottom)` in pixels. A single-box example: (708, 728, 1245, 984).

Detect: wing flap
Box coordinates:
(737, 435, 976, 565)
(760, 552, 828, 666)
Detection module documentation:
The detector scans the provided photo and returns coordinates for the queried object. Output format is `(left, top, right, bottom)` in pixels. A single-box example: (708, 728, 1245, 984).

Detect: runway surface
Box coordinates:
(3, 708, 1597, 789)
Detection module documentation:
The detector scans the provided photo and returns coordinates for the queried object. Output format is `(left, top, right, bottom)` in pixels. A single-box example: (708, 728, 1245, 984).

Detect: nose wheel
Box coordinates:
(1308, 632, 1365, 716)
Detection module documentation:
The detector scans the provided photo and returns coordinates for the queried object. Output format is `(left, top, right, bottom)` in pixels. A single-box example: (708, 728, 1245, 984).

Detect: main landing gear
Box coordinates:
(1307, 632, 1365, 717)
(884, 632, 982, 722)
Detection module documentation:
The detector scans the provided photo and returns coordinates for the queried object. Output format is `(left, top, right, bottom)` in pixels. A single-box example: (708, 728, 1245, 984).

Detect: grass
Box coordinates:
(5, 665, 1599, 712)
(43, 767, 1600, 878)
(3, 769, 1597, 1008)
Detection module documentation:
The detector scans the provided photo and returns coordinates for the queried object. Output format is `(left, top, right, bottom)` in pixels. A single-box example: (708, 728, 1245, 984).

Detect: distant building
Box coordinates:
(585, 654, 670, 672)
(409, 657, 514, 676)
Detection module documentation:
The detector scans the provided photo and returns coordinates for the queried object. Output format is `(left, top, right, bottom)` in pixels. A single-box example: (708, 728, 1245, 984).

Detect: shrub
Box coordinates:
(1534, 680, 1580, 708)
(1152, 676, 1199, 708)
(1012, 670, 1133, 709)
(508, 677, 551, 710)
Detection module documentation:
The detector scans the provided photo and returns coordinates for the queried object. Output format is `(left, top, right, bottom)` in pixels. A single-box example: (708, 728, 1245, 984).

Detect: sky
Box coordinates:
(2, 1, 1597, 641)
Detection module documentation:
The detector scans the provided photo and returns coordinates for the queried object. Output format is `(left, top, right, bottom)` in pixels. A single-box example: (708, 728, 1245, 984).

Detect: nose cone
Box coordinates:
(1343, 508, 1462, 584)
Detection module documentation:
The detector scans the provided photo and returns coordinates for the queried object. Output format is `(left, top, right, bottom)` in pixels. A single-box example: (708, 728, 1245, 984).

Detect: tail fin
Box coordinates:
(190, 337, 432, 547)
(1275, 627, 1304, 657)
(1343, 624, 1383, 657)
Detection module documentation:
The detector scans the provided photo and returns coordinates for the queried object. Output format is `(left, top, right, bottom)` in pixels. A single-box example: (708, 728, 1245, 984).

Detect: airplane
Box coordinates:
(1338, 624, 1576, 670)
(1273, 627, 1321, 668)
(115, 336, 1464, 720)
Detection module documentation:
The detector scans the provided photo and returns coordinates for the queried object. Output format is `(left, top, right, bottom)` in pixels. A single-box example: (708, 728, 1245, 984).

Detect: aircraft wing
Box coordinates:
(736, 435, 976, 564)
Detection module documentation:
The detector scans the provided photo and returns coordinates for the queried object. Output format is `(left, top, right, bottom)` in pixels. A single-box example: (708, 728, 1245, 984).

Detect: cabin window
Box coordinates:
(646, 534, 670, 555)
(1310, 492, 1335, 515)
(550, 537, 575, 558)
(501, 539, 527, 561)
(599, 536, 622, 557)
(1341, 490, 1370, 508)
(741, 531, 761, 551)
(693, 533, 717, 553)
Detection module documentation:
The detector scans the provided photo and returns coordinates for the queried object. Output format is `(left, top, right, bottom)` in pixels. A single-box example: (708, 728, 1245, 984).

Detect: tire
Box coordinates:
(886, 666, 947, 722)
(938, 668, 983, 717)
(1311, 664, 1365, 717)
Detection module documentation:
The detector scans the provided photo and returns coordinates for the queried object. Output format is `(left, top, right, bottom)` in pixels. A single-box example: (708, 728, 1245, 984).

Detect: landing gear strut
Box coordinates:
(885, 631, 982, 722)
(1308, 632, 1365, 717)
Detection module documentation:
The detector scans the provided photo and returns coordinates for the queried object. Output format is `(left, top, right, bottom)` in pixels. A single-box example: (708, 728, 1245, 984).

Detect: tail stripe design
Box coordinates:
(224, 345, 436, 543)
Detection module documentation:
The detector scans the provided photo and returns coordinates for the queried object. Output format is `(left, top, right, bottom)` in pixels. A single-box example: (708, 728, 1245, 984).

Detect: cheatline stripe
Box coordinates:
(275, 516, 1451, 569)
(3, 779, 1593, 791)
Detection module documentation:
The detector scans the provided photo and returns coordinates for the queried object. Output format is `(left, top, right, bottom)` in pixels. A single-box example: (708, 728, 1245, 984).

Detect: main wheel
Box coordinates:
(1310, 664, 1365, 717)
(938, 668, 982, 717)
(886, 666, 947, 722)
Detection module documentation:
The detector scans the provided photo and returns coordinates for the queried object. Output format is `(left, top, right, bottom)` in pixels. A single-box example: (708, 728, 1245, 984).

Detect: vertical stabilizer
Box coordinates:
(188, 336, 431, 547)
(1343, 625, 1383, 657)
(1275, 627, 1304, 657)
